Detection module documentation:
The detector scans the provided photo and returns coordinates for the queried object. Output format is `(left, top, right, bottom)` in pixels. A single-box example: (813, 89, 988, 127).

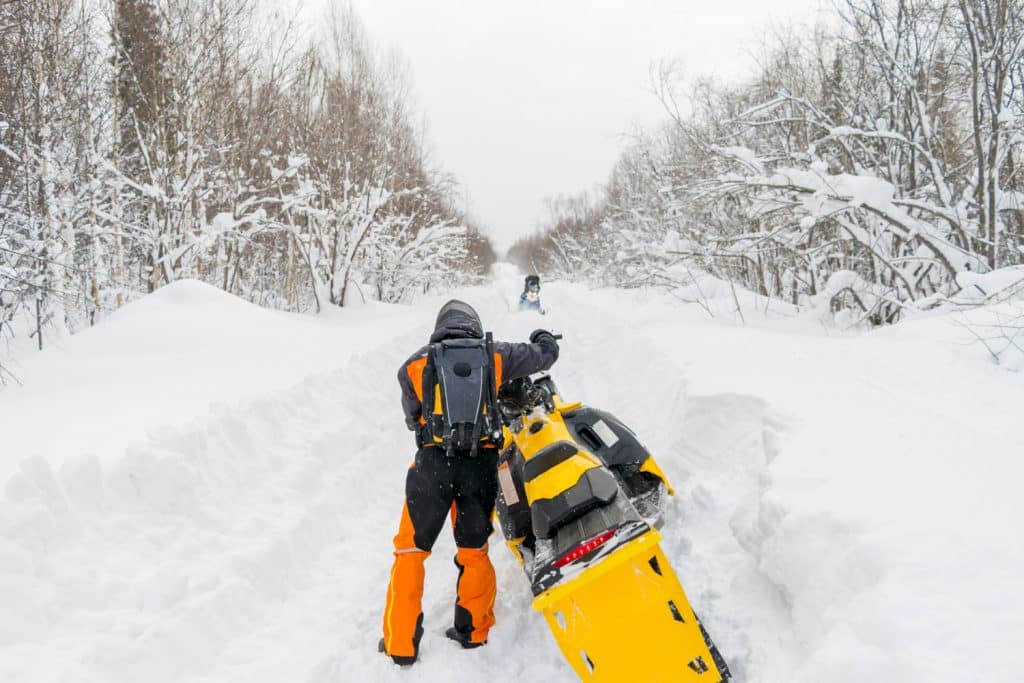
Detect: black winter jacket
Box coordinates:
(397, 307, 557, 431)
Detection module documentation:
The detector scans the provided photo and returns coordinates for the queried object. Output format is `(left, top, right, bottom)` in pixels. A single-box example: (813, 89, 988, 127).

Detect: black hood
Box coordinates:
(430, 299, 483, 343)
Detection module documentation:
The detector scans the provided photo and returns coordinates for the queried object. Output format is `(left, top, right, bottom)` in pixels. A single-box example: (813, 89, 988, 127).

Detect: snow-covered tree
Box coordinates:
(0, 0, 495, 375)
(512, 0, 1024, 326)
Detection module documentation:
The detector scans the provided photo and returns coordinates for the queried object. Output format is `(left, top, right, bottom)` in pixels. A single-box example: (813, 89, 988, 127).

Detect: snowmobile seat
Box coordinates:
(523, 441, 580, 482)
(531, 467, 618, 539)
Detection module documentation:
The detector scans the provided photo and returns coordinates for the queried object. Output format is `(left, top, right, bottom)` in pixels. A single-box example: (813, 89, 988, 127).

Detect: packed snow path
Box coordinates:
(2, 267, 1021, 682)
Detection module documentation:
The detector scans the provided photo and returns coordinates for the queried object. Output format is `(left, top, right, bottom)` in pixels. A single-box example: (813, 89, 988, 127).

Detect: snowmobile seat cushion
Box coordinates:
(522, 441, 579, 482)
(531, 468, 618, 539)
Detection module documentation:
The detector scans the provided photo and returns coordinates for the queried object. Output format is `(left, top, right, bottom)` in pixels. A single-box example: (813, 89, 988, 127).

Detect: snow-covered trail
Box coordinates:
(2, 268, 1022, 682)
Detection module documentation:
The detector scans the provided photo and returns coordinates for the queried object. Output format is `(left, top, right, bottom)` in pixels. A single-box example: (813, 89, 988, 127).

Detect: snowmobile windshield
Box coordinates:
(431, 299, 484, 342)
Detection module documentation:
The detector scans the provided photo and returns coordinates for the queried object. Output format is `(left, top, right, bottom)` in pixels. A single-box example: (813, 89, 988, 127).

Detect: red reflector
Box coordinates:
(552, 529, 616, 568)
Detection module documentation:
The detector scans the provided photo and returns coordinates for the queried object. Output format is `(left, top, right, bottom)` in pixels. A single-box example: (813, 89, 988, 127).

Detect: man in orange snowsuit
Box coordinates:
(380, 300, 559, 665)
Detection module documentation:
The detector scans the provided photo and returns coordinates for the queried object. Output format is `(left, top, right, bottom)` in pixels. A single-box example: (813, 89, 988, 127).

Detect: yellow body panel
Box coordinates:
(517, 410, 603, 504)
(505, 538, 526, 566)
(640, 456, 676, 496)
(514, 409, 575, 458)
(533, 531, 725, 682)
(552, 393, 582, 413)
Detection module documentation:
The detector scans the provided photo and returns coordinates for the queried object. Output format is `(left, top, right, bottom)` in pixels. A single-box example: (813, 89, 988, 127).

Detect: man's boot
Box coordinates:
(378, 638, 417, 666)
(445, 627, 486, 649)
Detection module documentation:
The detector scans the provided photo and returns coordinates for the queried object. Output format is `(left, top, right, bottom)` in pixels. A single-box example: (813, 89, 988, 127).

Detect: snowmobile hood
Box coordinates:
(430, 299, 483, 343)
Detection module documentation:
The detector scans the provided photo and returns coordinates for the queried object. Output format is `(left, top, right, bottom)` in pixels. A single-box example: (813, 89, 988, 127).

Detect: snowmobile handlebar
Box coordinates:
(498, 377, 546, 421)
(497, 371, 561, 423)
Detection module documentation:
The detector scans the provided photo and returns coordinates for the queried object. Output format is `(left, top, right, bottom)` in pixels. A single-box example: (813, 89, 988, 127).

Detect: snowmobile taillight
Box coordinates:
(552, 529, 616, 568)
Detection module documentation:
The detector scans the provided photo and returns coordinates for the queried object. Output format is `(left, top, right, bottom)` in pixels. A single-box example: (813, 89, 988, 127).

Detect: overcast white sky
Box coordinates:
(340, 0, 827, 252)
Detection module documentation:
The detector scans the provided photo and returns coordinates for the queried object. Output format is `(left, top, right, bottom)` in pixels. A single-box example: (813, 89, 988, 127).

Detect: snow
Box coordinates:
(821, 268, 860, 294)
(0, 280, 414, 482)
(997, 189, 1024, 212)
(2, 267, 1022, 682)
(717, 146, 764, 174)
(759, 167, 985, 274)
(954, 266, 1024, 301)
(208, 212, 236, 234)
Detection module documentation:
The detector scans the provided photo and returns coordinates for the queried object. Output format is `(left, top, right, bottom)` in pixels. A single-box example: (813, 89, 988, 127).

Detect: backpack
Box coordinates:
(422, 332, 503, 456)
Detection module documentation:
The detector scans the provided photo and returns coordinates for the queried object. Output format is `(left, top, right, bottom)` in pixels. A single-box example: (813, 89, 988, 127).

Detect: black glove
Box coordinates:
(529, 329, 559, 361)
(415, 423, 434, 448)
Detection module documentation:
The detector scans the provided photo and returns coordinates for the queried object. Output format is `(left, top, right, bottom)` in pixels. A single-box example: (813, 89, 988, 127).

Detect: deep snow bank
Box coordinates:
(0, 281, 424, 681)
(0, 280, 414, 480)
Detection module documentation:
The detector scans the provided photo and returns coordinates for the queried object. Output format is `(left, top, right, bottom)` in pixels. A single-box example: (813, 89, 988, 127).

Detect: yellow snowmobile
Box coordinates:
(495, 371, 731, 682)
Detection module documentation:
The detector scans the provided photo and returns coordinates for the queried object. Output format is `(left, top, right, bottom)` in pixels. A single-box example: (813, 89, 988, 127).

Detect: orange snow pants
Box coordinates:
(382, 446, 498, 658)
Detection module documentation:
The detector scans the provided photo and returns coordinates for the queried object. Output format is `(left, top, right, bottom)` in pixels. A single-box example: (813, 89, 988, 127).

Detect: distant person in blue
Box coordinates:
(518, 274, 545, 314)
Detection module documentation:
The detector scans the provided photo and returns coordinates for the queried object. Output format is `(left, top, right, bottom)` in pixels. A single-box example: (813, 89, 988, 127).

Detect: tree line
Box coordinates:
(0, 0, 495, 373)
(511, 0, 1023, 325)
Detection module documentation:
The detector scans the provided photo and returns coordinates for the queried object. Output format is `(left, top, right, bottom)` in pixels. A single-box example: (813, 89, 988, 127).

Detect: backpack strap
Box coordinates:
(483, 332, 503, 445)
(467, 335, 493, 458)
(421, 344, 441, 444)
(468, 402, 484, 458)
